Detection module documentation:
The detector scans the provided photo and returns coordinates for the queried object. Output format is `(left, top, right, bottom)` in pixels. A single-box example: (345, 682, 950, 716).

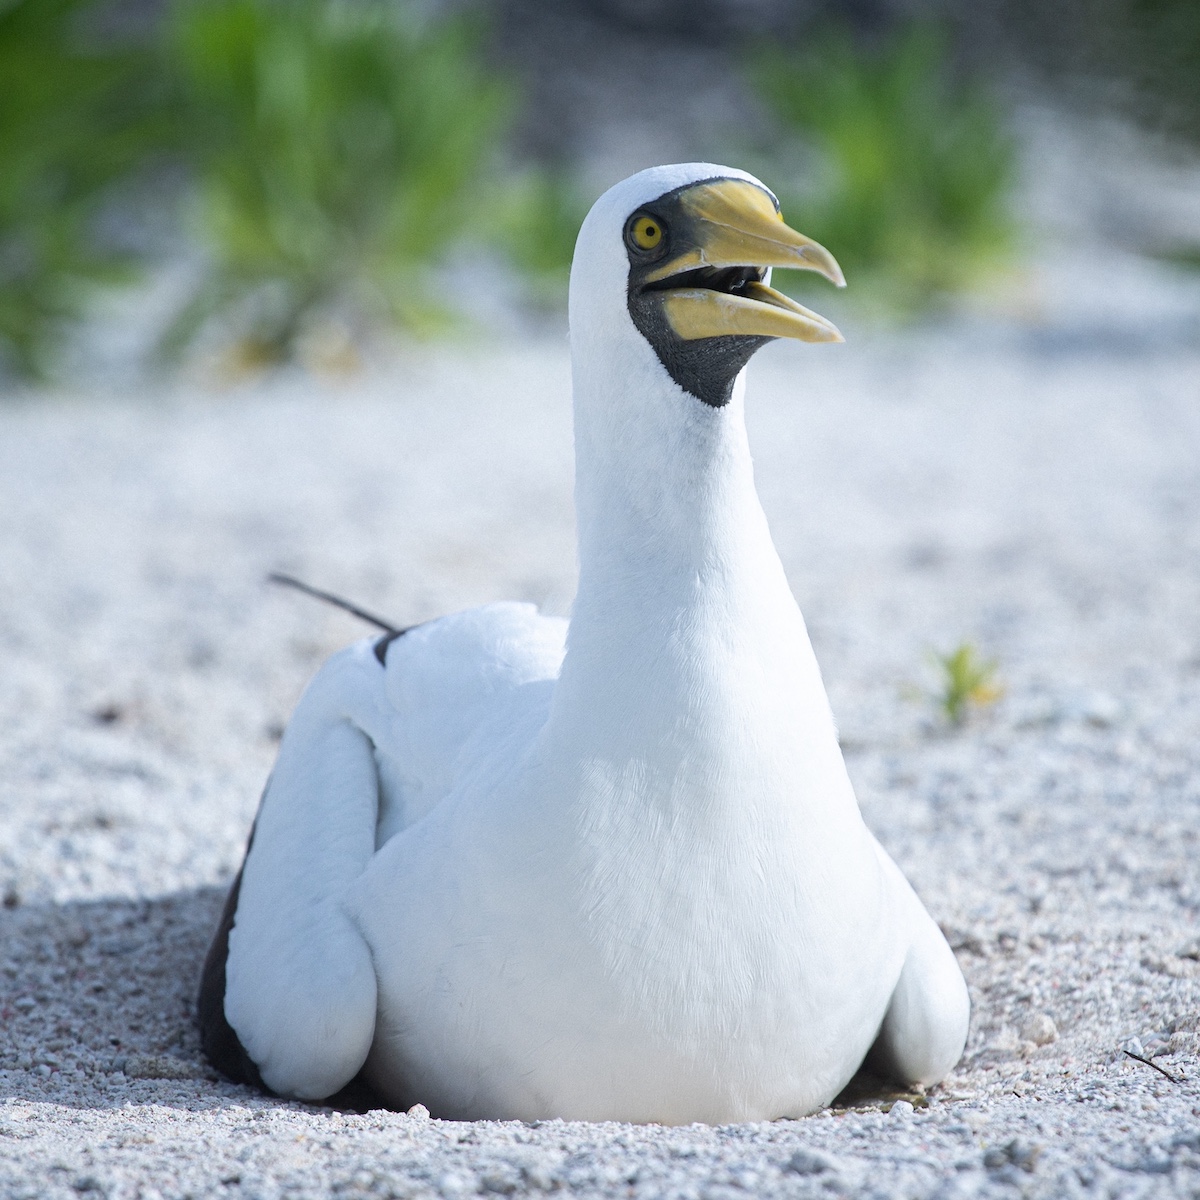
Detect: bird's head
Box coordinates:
(569, 163, 845, 410)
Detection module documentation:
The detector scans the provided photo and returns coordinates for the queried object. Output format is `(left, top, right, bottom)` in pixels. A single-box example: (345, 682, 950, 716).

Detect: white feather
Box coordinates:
(224, 163, 969, 1120)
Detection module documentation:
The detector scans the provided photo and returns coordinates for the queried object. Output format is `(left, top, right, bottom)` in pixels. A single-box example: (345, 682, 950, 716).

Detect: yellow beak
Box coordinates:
(649, 179, 845, 344)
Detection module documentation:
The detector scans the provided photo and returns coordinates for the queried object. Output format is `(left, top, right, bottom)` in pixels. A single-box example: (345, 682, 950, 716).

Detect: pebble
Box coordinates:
(1020, 1014, 1058, 1046)
(786, 1149, 837, 1175)
(437, 1171, 477, 1197)
(983, 1138, 1041, 1173)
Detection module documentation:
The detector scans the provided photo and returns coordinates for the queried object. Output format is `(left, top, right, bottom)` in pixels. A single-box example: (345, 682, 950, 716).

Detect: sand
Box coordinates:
(2, 222, 1200, 1195)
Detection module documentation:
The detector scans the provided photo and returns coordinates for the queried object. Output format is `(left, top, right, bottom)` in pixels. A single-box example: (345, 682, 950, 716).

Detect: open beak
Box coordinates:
(647, 179, 845, 344)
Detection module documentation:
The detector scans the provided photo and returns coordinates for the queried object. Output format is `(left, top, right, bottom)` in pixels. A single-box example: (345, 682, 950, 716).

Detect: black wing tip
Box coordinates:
(374, 628, 409, 666)
(197, 861, 270, 1092)
(195, 820, 390, 1111)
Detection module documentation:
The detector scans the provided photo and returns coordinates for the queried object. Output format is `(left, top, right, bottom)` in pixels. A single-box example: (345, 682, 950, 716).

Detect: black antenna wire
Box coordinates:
(267, 572, 402, 636)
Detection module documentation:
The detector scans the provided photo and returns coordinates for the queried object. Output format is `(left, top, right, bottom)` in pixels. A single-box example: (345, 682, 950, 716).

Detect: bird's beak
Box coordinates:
(648, 179, 846, 344)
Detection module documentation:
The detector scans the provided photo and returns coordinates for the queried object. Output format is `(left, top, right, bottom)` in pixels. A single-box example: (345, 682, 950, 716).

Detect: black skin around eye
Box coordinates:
(624, 180, 773, 409)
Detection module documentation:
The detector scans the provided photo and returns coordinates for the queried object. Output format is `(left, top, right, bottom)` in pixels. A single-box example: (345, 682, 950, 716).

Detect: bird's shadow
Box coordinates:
(0, 888, 923, 1120)
(0, 887, 384, 1115)
(829, 1068, 931, 1113)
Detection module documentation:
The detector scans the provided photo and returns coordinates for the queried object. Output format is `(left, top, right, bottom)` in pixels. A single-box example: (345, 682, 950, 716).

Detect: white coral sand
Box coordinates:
(1, 189, 1199, 1193)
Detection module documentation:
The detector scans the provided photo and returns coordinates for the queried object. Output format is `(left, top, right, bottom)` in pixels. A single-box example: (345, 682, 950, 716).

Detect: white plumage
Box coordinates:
(216, 163, 970, 1122)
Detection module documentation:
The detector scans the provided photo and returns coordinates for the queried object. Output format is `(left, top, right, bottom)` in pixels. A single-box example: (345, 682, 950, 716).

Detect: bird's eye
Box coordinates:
(627, 214, 664, 252)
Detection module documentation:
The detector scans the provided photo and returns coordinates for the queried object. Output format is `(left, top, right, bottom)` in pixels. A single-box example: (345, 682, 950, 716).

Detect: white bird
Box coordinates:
(198, 162, 970, 1123)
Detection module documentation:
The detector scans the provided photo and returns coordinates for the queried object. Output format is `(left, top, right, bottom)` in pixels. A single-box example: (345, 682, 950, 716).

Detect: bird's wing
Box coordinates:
(866, 837, 971, 1087)
(198, 602, 566, 1100)
(204, 641, 388, 1098)
(372, 602, 567, 843)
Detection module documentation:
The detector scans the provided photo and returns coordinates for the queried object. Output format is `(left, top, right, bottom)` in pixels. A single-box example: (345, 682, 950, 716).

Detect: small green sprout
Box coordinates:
(934, 642, 1002, 725)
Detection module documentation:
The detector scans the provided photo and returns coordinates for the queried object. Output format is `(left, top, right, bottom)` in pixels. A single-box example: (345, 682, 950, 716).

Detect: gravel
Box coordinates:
(2, 238, 1200, 1194)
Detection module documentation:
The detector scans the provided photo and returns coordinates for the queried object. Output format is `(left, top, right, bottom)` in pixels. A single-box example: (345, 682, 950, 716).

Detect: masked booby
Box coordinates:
(198, 163, 970, 1122)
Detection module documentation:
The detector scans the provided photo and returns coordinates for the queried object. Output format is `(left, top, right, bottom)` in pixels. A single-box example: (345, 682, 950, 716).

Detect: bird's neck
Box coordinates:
(547, 344, 831, 780)
(570, 372, 779, 627)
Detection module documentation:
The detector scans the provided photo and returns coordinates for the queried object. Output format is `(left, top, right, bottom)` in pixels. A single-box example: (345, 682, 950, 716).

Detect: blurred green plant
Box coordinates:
(1095, 0, 1200, 269)
(1096, 0, 1200, 139)
(751, 24, 1016, 313)
(492, 168, 591, 308)
(1003, 0, 1200, 146)
(933, 642, 1002, 726)
(160, 0, 510, 365)
(0, 0, 161, 381)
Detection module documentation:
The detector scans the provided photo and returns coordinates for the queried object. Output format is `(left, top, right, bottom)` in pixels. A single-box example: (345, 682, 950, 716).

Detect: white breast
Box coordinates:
(348, 580, 909, 1121)
(221, 161, 969, 1119)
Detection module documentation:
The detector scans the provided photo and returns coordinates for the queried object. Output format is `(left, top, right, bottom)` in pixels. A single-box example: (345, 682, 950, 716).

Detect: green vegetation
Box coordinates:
(492, 169, 591, 308)
(1067, 0, 1200, 270)
(1105, 0, 1200, 139)
(0, 5, 1033, 381)
(751, 24, 1016, 313)
(0, 0, 161, 379)
(160, 0, 509, 365)
(1005, 0, 1200, 145)
(933, 642, 1002, 726)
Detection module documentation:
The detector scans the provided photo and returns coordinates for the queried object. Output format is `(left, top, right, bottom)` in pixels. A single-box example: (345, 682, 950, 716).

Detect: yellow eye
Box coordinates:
(630, 215, 663, 251)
